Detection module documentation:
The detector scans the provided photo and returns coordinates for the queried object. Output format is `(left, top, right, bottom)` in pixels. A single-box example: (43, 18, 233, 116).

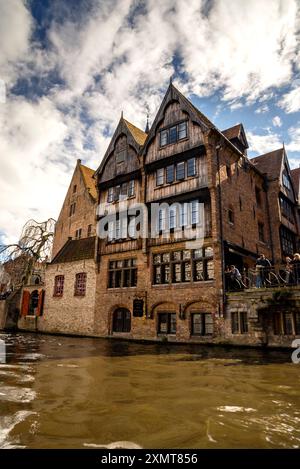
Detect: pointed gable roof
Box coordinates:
(124, 119, 147, 146)
(222, 123, 249, 149)
(95, 116, 145, 177)
(79, 164, 97, 200)
(142, 83, 215, 154)
(251, 148, 284, 179)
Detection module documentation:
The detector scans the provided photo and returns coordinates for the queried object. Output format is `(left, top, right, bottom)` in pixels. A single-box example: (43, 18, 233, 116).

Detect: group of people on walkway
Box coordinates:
(283, 253, 300, 285)
(225, 252, 300, 290)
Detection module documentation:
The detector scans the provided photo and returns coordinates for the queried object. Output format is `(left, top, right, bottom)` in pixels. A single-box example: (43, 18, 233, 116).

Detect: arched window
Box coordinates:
(29, 290, 39, 315)
(112, 308, 131, 333)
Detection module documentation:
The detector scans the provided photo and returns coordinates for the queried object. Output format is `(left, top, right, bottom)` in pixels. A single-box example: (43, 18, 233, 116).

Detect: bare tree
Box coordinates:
(0, 218, 56, 289)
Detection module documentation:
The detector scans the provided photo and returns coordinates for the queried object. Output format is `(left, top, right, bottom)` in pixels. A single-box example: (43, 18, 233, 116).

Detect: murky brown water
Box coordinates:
(0, 332, 300, 449)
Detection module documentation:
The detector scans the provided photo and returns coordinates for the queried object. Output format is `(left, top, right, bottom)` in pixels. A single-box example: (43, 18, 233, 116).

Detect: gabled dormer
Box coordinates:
(222, 123, 249, 154)
(144, 83, 213, 166)
(95, 116, 147, 185)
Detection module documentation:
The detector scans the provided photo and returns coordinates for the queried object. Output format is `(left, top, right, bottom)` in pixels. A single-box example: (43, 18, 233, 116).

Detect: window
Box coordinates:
(187, 158, 196, 177)
(128, 216, 137, 238)
(231, 312, 248, 334)
(166, 165, 175, 183)
(255, 186, 262, 207)
(160, 129, 168, 146)
(73, 184, 77, 193)
(228, 208, 234, 224)
(153, 248, 214, 285)
(87, 224, 92, 237)
(69, 203, 76, 217)
(176, 161, 185, 181)
(239, 197, 242, 211)
(113, 308, 131, 332)
(128, 179, 135, 197)
(191, 201, 199, 225)
(280, 196, 294, 223)
(53, 275, 64, 297)
(169, 207, 176, 230)
(180, 203, 188, 227)
(280, 226, 295, 256)
(156, 168, 164, 186)
(169, 126, 177, 144)
(258, 222, 265, 242)
(191, 313, 213, 336)
(274, 312, 300, 335)
(120, 182, 128, 200)
(75, 228, 82, 239)
(178, 121, 187, 140)
(108, 259, 137, 288)
(158, 313, 176, 334)
(282, 172, 291, 190)
(158, 209, 166, 232)
(159, 121, 188, 147)
(74, 272, 87, 296)
(107, 187, 114, 203)
(107, 181, 135, 202)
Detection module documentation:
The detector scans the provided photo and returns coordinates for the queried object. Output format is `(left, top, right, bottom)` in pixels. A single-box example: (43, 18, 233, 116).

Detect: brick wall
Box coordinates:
(52, 162, 96, 259)
(37, 259, 96, 336)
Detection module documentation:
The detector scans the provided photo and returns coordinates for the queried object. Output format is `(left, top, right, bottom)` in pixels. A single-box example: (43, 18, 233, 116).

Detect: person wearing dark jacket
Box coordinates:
(255, 254, 271, 288)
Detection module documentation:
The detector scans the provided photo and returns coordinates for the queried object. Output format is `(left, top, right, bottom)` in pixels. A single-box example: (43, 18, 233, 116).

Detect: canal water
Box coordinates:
(0, 332, 299, 449)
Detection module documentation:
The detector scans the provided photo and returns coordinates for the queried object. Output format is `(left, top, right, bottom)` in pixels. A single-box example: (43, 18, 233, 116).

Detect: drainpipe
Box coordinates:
(216, 143, 226, 316)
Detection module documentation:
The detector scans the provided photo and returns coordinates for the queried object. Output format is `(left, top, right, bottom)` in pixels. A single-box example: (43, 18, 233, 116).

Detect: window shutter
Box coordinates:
(21, 290, 30, 316)
(36, 290, 45, 317)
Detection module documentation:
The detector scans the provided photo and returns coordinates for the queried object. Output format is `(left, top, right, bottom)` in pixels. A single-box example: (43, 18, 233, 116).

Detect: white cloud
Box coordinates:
(279, 85, 300, 113)
(272, 115, 282, 127)
(255, 104, 269, 114)
(0, 0, 33, 85)
(286, 124, 300, 153)
(247, 131, 282, 155)
(1, 0, 300, 241)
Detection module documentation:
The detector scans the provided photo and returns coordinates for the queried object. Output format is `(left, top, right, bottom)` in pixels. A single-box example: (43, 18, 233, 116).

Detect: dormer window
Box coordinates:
(159, 121, 188, 147)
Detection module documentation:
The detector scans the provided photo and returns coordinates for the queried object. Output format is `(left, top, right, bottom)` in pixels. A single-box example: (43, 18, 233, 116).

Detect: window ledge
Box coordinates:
(152, 280, 214, 288)
(158, 137, 189, 150)
(154, 175, 197, 190)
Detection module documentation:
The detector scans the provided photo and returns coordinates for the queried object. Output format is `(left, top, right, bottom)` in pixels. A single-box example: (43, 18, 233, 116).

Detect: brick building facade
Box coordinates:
(94, 83, 300, 346)
(18, 160, 98, 336)
(13, 83, 300, 347)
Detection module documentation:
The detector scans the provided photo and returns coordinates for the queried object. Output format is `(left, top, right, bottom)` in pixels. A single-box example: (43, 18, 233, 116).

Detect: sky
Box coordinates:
(0, 0, 300, 243)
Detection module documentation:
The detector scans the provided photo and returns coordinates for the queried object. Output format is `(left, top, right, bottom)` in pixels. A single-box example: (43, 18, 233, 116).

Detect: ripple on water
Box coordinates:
(0, 386, 36, 403)
(217, 406, 257, 413)
(0, 411, 36, 449)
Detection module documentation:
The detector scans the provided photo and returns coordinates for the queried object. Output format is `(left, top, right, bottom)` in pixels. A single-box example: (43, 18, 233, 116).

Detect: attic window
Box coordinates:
(159, 121, 188, 147)
(73, 184, 77, 193)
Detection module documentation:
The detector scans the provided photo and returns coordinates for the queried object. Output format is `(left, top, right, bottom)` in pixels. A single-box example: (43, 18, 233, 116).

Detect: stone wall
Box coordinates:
(37, 259, 96, 336)
(225, 287, 300, 347)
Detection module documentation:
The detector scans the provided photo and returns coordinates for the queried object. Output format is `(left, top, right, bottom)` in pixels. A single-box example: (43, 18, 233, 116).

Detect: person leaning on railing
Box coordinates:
(255, 253, 271, 288)
(291, 253, 300, 285)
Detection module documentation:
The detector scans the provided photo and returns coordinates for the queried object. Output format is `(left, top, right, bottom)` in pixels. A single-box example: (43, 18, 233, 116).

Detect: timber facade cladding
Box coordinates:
(94, 83, 300, 344)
